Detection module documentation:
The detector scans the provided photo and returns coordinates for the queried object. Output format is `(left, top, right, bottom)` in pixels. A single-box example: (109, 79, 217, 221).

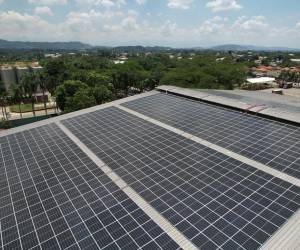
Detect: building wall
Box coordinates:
(0, 67, 18, 91)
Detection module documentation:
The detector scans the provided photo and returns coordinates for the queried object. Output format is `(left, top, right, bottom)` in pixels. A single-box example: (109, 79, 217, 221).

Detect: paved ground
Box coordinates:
(260, 88, 300, 98)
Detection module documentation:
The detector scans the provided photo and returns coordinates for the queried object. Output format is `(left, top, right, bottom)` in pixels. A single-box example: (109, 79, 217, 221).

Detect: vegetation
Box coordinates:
(0, 118, 11, 129)
(0, 50, 266, 123)
(9, 103, 55, 113)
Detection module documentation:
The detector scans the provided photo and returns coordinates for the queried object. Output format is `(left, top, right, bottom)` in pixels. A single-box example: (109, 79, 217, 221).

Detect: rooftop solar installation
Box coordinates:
(122, 93, 300, 179)
(0, 123, 179, 250)
(0, 89, 299, 250)
(62, 107, 300, 250)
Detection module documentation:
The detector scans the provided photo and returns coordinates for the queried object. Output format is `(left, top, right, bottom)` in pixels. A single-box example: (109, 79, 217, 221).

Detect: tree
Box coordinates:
(85, 71, 112, 88)
(65, 88, 96, 113)
(36, 72, 49, 115)
(43, 59, 67, 95)
(0, 81, 8, 119)
(55, 80, 88, 111)
(10, 84, 24, 118)
(92, 85, 112, 105)
(21, 72, 38, 117)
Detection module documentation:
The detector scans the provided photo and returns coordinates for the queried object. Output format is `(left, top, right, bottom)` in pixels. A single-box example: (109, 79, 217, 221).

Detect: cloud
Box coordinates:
(160, 20, 178, 36)
(0, 11, 56, 41)
(136, 0, 146, 5)
(232, 16, 268, 31)
(28, 0, 67, 5)
(197, 16, 227, 33)
(167, 0, 194, 10)
(0, 0, 5, 4)
(34, 6, 53, 16)
(121, 10, 139, 30)
(0, 9, 299, 48)
(206, 0, 242, 12)
(75, 0, 126, 8)
(297, 22, 300, 28)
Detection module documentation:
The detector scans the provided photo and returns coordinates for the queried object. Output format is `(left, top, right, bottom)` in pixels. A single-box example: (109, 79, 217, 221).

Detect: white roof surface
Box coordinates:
(247, 77, 276, 84)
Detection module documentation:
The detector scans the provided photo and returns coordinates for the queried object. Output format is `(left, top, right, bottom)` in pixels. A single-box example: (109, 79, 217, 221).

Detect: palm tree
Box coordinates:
(0, 80, 8, 119)
(10, 84, 24, 119)
(21, 72, 38, 117)
(36, 72, 48, 115)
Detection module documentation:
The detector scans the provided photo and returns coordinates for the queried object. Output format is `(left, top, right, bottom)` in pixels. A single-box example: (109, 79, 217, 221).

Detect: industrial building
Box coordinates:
(0, 86, 299, 250)
(0, 63, 43, 91)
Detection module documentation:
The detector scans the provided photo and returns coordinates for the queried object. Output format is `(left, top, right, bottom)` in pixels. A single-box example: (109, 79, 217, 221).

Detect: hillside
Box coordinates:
(0, 39, 92, 50)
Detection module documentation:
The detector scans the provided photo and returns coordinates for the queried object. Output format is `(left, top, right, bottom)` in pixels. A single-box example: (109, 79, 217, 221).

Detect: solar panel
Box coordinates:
(62, 107, 300, 250)
(122, 93, 300, 179)
(0, 124, 179, 250)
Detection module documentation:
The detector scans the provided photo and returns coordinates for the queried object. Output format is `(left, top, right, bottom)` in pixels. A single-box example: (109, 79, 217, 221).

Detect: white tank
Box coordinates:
(0, 67, 17, 91)
(16, 66, 30, 84)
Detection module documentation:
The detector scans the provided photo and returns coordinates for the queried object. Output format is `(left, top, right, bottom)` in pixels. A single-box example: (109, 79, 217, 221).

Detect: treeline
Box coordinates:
(0, 53, 249, 118)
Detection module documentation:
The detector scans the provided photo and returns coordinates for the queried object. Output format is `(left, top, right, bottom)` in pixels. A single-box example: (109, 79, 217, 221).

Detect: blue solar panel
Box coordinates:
(0, 124, 179, 250)
(122, 93, 300, 178)
(63, 107, 300, 250)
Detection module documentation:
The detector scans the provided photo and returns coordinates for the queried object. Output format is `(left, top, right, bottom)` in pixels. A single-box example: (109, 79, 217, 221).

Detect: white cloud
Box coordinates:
(75, 0, 126, 8)
(136, 0, 146, 5)
(34, 6, 53, 16)
(28, 0, 67, 5)
(206, 0, 242, 12)
(160, 20, 178, 36)
(197, 16, 227, 33)
(167, 0, 194, 10)
(0, 11, 56, 41)
(121, 10, 139, 30)
(297, 22, 300, 28)
(0, 9, 299, 48)
(232, 16, 268, 31)
(0, 0, 5, 4)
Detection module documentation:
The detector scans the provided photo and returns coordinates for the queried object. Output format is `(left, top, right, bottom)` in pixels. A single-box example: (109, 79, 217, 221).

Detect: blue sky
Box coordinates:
(0, 0, 300, 48)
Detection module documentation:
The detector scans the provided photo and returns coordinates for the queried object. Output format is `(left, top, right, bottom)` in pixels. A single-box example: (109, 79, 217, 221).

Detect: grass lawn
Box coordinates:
(10, 103, 56, 113)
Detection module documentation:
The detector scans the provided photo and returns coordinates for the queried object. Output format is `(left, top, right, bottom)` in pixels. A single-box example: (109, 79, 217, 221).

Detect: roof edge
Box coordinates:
(156, 85, 300, 126)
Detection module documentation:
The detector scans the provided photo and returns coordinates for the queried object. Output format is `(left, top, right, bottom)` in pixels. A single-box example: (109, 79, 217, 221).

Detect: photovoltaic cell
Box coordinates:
(122, 93, 300, 179)
(0, 124, 179, 250)
(62, 107, 300, 250)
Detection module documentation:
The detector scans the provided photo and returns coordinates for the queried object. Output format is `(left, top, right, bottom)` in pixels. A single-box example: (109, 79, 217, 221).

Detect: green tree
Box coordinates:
(55, 80, 88, 111)
(92, 85, 112, 105)
(43, 59, 67, 95)
(85, 71, 112, 87)
(65, 88, 96, 113)
(36, 72, 49, 115)
(10, 84, 24, 118)
(21, 72, 38, 117)
(0, 80, 8, 119)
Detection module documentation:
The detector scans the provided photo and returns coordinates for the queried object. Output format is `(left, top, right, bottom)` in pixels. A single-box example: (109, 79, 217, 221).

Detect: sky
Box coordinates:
(0, 0, 300, 48)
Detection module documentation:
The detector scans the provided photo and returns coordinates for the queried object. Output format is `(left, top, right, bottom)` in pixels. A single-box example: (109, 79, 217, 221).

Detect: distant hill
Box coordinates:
(210, 44, 300, 52)
(0, 39, 92, 50)
(112, 46, 173, 53)
(1, 39, 299, 52)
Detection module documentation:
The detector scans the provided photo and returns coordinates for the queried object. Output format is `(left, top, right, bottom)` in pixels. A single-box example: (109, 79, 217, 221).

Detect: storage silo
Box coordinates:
(0, 66, 17, 91)
(16, 66, 30, 84)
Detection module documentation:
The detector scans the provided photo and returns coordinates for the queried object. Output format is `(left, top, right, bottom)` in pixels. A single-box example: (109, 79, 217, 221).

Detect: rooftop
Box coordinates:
(0, 87, 299, 250)
(246, 77, 276, 84)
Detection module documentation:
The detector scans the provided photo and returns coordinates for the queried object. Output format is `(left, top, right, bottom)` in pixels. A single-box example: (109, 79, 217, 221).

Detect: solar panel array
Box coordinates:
(122, 93, 300, 179)
(0, 124, 179, 250)
(62, 107, 300, 250)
